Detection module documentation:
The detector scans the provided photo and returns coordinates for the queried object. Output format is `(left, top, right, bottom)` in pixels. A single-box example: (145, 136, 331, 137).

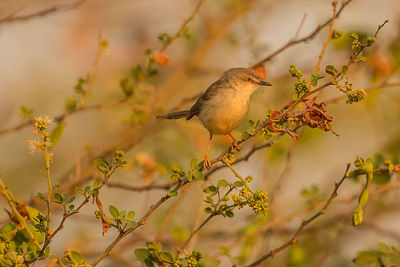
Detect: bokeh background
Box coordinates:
(1, 0, 400, 266)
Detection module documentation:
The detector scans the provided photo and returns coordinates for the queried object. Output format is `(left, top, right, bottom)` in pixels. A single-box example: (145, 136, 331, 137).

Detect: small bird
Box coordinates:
(157, 68, 272, 169)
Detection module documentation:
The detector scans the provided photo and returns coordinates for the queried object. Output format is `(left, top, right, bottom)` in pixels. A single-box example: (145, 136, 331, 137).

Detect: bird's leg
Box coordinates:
(228, 133, 240, 151)
(203, 133, 213, 169)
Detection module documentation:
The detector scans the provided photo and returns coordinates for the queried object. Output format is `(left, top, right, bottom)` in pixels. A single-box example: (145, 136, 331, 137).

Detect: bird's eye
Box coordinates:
(247, 77, 252, 82)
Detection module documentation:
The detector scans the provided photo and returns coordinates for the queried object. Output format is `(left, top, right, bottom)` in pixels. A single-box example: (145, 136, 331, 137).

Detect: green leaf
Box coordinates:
(70, 251, 85, 264)
(49, 122, 65, 148)
(159, 252, 174, 263)
(217, 179, 229, 188)
(225, 210, 234, 217)
(135, 248, 150, 261)
(233, 181, 244, 188)
(193, 171, 204, 180)
(53, 193, 64, 204)
(325, 65, 337, 76)
(94, 158, 109, 174)
(341, 65, 349, 74)
(168, 190, 178, 197)
(310, 72, 323, 86)
(109, 205, 119, 218)
(66, 196, 75, 204)
(146, 242, 162, 251)
(191, 158, 198, 170)
(144, 259, 155, 267)
(187, 170, 193, 182)
(378, 243, 391, 254)
(204, 207, 213, 213)
(373, 172, 391, 185)
(203, 185, 217, 193)
(354, 251, 378, 265)
(127, 211, 135, 220)
(352, 208, 363, 226)
(92, 178, 102, 189)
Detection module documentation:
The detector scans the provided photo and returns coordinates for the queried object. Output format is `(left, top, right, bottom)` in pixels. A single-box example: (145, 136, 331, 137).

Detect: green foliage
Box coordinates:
(134, 242, 202, 267)
(49, 122, 65, 148)
(346, 154, 397, 226)
(325, 65, 337, 76)
(354, 243, 400, 266)
(170, 166, 186, 182)
(289, 65, 309, 98)
(310, 72, 323, 86)
(0, 223, 45, 266)
(64, 250, 89, 266)
(94, 150, 127, 175)
(188, 159, 204, 182)
(105, 205, 137, 230)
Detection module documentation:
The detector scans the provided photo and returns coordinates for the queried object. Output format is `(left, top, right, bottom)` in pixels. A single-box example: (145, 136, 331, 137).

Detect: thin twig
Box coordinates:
(160, 0, 205, 53)
(212, 180, 400, 262)
(91, 181, 186, 266)
(80, 32, 107, 107)
(243, 163, 351, 267)
(0, 0, 87, 24)
(314, 1, 338, 73)
(326, 81, 400, 104)
(251, 0, 354, 68)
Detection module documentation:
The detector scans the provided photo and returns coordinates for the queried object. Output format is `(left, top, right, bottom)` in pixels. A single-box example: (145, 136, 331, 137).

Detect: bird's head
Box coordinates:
(222, 68, 272, 95)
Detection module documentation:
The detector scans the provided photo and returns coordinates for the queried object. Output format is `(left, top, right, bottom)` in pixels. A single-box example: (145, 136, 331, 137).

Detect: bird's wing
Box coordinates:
(186, 79, 223, 120)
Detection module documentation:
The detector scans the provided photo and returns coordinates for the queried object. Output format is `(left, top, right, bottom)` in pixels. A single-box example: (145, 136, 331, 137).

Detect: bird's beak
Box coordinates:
(258, 80, 272, 86)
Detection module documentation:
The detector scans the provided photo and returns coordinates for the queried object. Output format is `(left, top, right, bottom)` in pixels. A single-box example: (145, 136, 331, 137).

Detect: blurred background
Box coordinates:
(0, 0, 400, 266)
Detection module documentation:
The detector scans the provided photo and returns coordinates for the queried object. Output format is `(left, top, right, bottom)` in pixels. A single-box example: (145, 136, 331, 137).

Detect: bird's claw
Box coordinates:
(203, 155, 211, 169)
(231, 141, 240, 151)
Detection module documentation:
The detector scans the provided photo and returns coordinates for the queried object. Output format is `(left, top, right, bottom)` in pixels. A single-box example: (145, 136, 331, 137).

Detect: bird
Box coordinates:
(157, 68, 272, 169)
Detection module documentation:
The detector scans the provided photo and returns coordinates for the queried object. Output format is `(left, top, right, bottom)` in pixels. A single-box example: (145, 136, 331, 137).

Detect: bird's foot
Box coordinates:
(231, 141, 240, 151)
(203, 155, 211, 169)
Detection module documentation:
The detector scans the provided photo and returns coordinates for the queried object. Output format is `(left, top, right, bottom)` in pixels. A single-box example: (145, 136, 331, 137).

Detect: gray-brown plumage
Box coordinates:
(157, 68, 272, 168)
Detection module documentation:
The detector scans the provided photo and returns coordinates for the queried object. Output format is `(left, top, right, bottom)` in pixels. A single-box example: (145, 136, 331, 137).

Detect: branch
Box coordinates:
(211, 180, 400, 262)
(0, 177, 42, 250)
(159, 0, 205, 53)
(80, 32, 107, 107)
(251, 0, 354, 68)
(91, 181, 186, 266)
(105, 181, 173, 192)
(314, 1, 338, 73)
(326, 81, 400, 104)
(243, 163, 351, 267)
(0, 0, 87, 24)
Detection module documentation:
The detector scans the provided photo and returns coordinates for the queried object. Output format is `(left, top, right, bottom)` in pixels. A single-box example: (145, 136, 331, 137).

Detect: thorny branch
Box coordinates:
(243, 163, 351, 267)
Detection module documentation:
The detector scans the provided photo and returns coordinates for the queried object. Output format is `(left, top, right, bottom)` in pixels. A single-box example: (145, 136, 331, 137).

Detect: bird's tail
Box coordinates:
(156, 110, 190, 119)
